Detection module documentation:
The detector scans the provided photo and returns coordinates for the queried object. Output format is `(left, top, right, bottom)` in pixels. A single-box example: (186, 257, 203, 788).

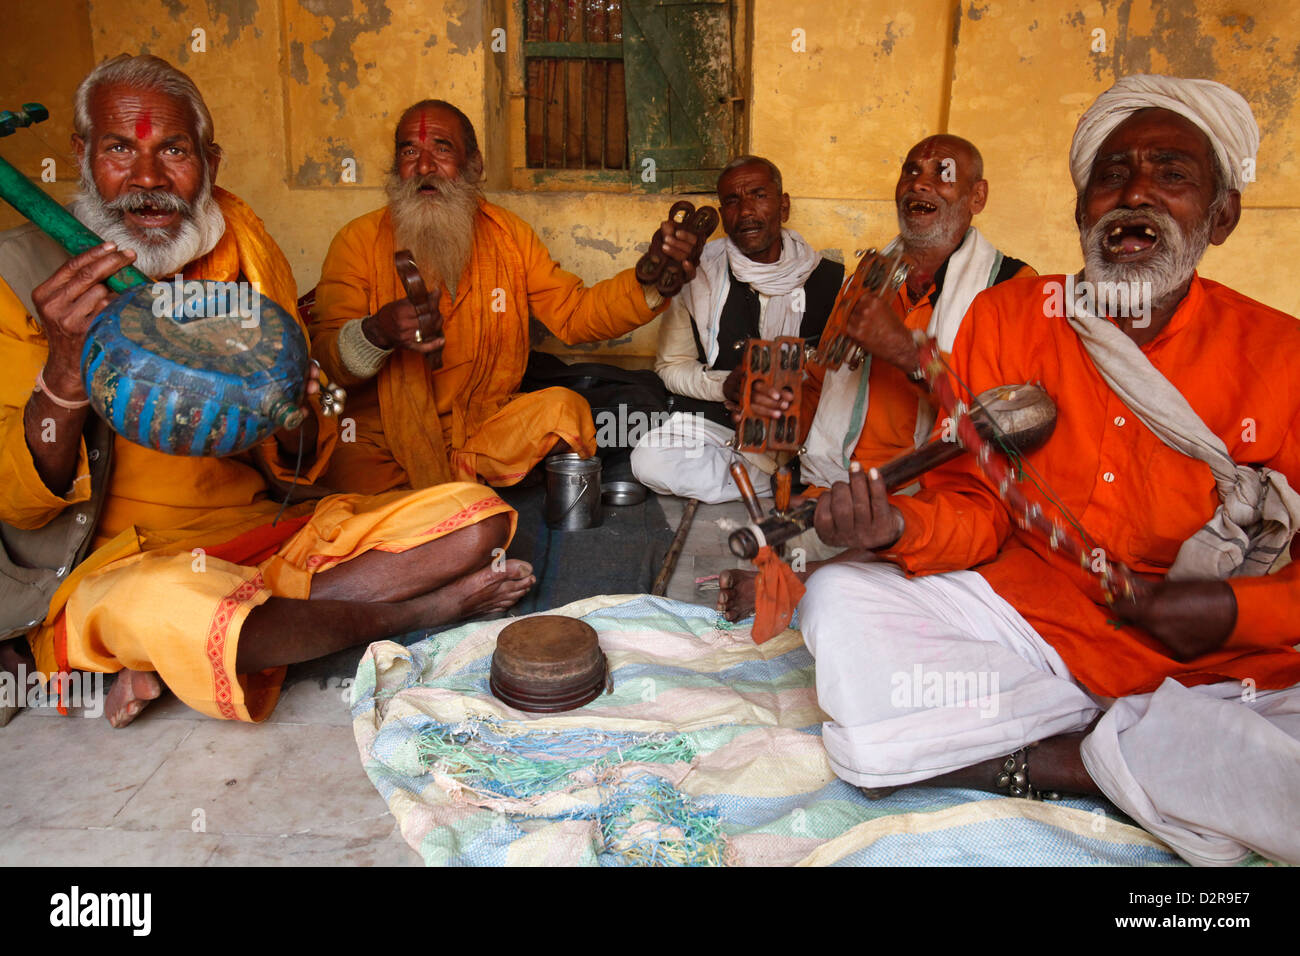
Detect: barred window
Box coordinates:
(521, 0, 740, 191)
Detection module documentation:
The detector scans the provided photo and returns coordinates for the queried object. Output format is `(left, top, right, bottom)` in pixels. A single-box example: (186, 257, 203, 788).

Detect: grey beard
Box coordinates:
(71, 165, 225, 280)
(1080, 206, 1213, 315)
(386, 170, 481, 297)
(897, 198, 968, 252)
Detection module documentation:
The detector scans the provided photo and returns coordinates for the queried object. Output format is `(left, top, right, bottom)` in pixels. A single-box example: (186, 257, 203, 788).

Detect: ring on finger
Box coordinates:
(414, 326, 424, 344)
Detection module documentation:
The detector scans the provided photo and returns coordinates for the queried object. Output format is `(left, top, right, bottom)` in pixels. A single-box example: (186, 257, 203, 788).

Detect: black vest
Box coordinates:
(672, 256, 845, 427)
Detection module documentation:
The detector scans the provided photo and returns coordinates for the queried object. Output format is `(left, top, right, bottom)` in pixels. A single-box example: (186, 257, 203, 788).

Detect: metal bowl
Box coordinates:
(601, 480, 647, 507)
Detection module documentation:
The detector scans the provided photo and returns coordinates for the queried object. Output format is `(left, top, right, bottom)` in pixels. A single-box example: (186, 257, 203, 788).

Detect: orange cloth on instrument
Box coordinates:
(801, 263, 1037, 490)
(887, 273, 1300, 697)
(310, 200, 665, 491)
(751, 545, 806, 644)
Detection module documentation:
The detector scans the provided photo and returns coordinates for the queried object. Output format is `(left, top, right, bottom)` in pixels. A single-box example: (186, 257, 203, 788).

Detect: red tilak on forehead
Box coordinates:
(417, 111, 428, 142)
(135, 112, 152, 140)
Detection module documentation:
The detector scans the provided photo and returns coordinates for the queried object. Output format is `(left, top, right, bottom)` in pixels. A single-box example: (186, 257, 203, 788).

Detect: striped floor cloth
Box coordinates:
(351, 594, 1205, 866)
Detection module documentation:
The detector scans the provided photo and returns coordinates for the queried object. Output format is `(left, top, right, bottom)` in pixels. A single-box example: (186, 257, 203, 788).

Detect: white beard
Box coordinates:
(70, 165, 226, 280)
(1080, 205, 1214, 315)
(386, 170, 481, 297)
(897, 193, 969, 252)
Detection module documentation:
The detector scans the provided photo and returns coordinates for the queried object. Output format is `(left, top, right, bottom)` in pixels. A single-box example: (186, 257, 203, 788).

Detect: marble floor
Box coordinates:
(0, 494, 758, 867)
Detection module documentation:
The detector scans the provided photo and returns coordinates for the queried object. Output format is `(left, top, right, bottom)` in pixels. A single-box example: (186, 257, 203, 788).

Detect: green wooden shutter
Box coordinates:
(623, 0, 735, 192)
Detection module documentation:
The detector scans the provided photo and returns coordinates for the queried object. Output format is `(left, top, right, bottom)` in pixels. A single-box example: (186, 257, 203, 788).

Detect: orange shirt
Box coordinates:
(887, 273, 1300, 697)
(801, 263, 1036, 488)
(310, 200, 664, 488)
(0, 188, 333, 551)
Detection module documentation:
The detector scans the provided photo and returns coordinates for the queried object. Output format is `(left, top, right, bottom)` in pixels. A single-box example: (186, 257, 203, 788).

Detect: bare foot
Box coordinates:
(717, 568, 758, 622)
(717, 550, 873, 621)
(858, 785, 900, 800)
(415, 558, 535, 626)
(105, 668, 163, 728)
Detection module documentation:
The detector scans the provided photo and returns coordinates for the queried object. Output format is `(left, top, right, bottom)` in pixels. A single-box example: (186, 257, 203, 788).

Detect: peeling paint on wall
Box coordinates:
(1078, 0, 1300, 140)
(443, 0, 480, 56)
(289, 39, 308, 84)
(302, 0, 394, 112)
(881, 20, 901, 55)
(571, 229, 623, 259)
(206, 0, 261, 43)
(293, 136, 357, 186)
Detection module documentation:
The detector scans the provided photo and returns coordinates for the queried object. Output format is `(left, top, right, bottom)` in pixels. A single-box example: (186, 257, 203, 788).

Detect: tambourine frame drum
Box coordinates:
(489, 615, 610, 714)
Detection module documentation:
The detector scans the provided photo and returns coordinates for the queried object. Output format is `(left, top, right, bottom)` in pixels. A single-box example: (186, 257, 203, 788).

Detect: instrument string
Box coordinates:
(271, 425, 305, 527)
(934, 350, 1100, 553)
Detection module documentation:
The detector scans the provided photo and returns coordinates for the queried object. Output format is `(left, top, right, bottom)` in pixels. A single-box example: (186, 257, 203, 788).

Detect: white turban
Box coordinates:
(1069, 74, 1259, 194)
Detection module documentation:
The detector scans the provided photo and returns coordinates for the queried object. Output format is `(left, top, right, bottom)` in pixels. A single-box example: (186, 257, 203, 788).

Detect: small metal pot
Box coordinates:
(544, 453, 603, 530)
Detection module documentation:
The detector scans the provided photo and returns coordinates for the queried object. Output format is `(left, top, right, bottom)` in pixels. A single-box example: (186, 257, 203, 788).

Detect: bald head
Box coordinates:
(908, 135, 983, 185)
(895, 134, 988, 253)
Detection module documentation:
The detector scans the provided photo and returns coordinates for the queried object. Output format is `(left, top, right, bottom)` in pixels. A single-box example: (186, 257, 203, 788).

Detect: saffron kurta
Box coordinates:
(801, 262, 1038, 491)
(310, 200, 666, 491)
(0, 188, 514, 721)
(885, 273, 1300, 697)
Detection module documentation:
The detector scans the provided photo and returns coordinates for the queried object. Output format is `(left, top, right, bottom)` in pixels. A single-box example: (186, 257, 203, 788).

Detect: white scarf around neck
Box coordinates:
(678, 227, 822, 366)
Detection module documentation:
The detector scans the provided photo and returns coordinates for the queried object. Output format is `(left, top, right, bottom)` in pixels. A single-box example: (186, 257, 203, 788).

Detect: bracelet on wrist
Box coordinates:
(34, 368, 90, 410)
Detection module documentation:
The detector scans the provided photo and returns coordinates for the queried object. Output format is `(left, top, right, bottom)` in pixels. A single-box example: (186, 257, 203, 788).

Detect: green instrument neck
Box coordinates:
(0, 154, 150, 293)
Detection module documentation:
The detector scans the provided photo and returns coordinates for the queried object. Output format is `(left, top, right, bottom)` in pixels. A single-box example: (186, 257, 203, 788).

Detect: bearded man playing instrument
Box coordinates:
(310, 99, 700, 493)
(717, 134, 1034, 620)
(797, 75, 1300, 866)
(0, 56, 533, 729)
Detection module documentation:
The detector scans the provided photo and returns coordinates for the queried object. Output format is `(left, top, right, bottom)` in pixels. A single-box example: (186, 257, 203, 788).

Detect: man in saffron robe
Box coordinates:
(0, 56, 532, 728)
(310, 99, 701, 492)
(799, 75, 1300, 865)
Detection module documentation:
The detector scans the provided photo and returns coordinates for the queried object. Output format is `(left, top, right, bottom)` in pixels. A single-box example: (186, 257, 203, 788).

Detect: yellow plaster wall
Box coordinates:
(0, 0, 96, 209)
(2, 1, 1298, 363)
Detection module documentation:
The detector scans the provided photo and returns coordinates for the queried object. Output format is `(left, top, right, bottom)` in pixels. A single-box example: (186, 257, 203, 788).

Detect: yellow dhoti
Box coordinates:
(328, 384, 596, 493)
(33, 482, 512, 722)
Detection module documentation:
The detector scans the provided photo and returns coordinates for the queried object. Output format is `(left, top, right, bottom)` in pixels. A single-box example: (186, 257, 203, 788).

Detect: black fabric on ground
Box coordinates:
(519, 351, 670, 460)
(498, 479, 674, 615)
(282, 480, 675, 683)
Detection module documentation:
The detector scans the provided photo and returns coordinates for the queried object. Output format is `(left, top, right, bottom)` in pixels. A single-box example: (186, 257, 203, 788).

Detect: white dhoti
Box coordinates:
(800, 561, 1300, 866)
(630, 412, 777, 504)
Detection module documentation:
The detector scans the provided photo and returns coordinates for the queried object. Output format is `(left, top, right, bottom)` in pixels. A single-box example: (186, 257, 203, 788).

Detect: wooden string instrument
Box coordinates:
(729, 381, 1058, 559)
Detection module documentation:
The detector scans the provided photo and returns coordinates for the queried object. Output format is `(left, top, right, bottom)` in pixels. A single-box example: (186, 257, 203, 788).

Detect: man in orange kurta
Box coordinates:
(310, 99, 699, 492)
(797, 136, 1036, 487)
(718, 135, 1034, 620)
(799, 77, 1300, 865)
(0, 57, 530, 728)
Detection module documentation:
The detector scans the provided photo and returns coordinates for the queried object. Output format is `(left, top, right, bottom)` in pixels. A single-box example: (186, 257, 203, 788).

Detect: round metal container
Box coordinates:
(601, 479, 646, 507)
(544, 453, 603, 530)
(489, 615, 609, 713)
